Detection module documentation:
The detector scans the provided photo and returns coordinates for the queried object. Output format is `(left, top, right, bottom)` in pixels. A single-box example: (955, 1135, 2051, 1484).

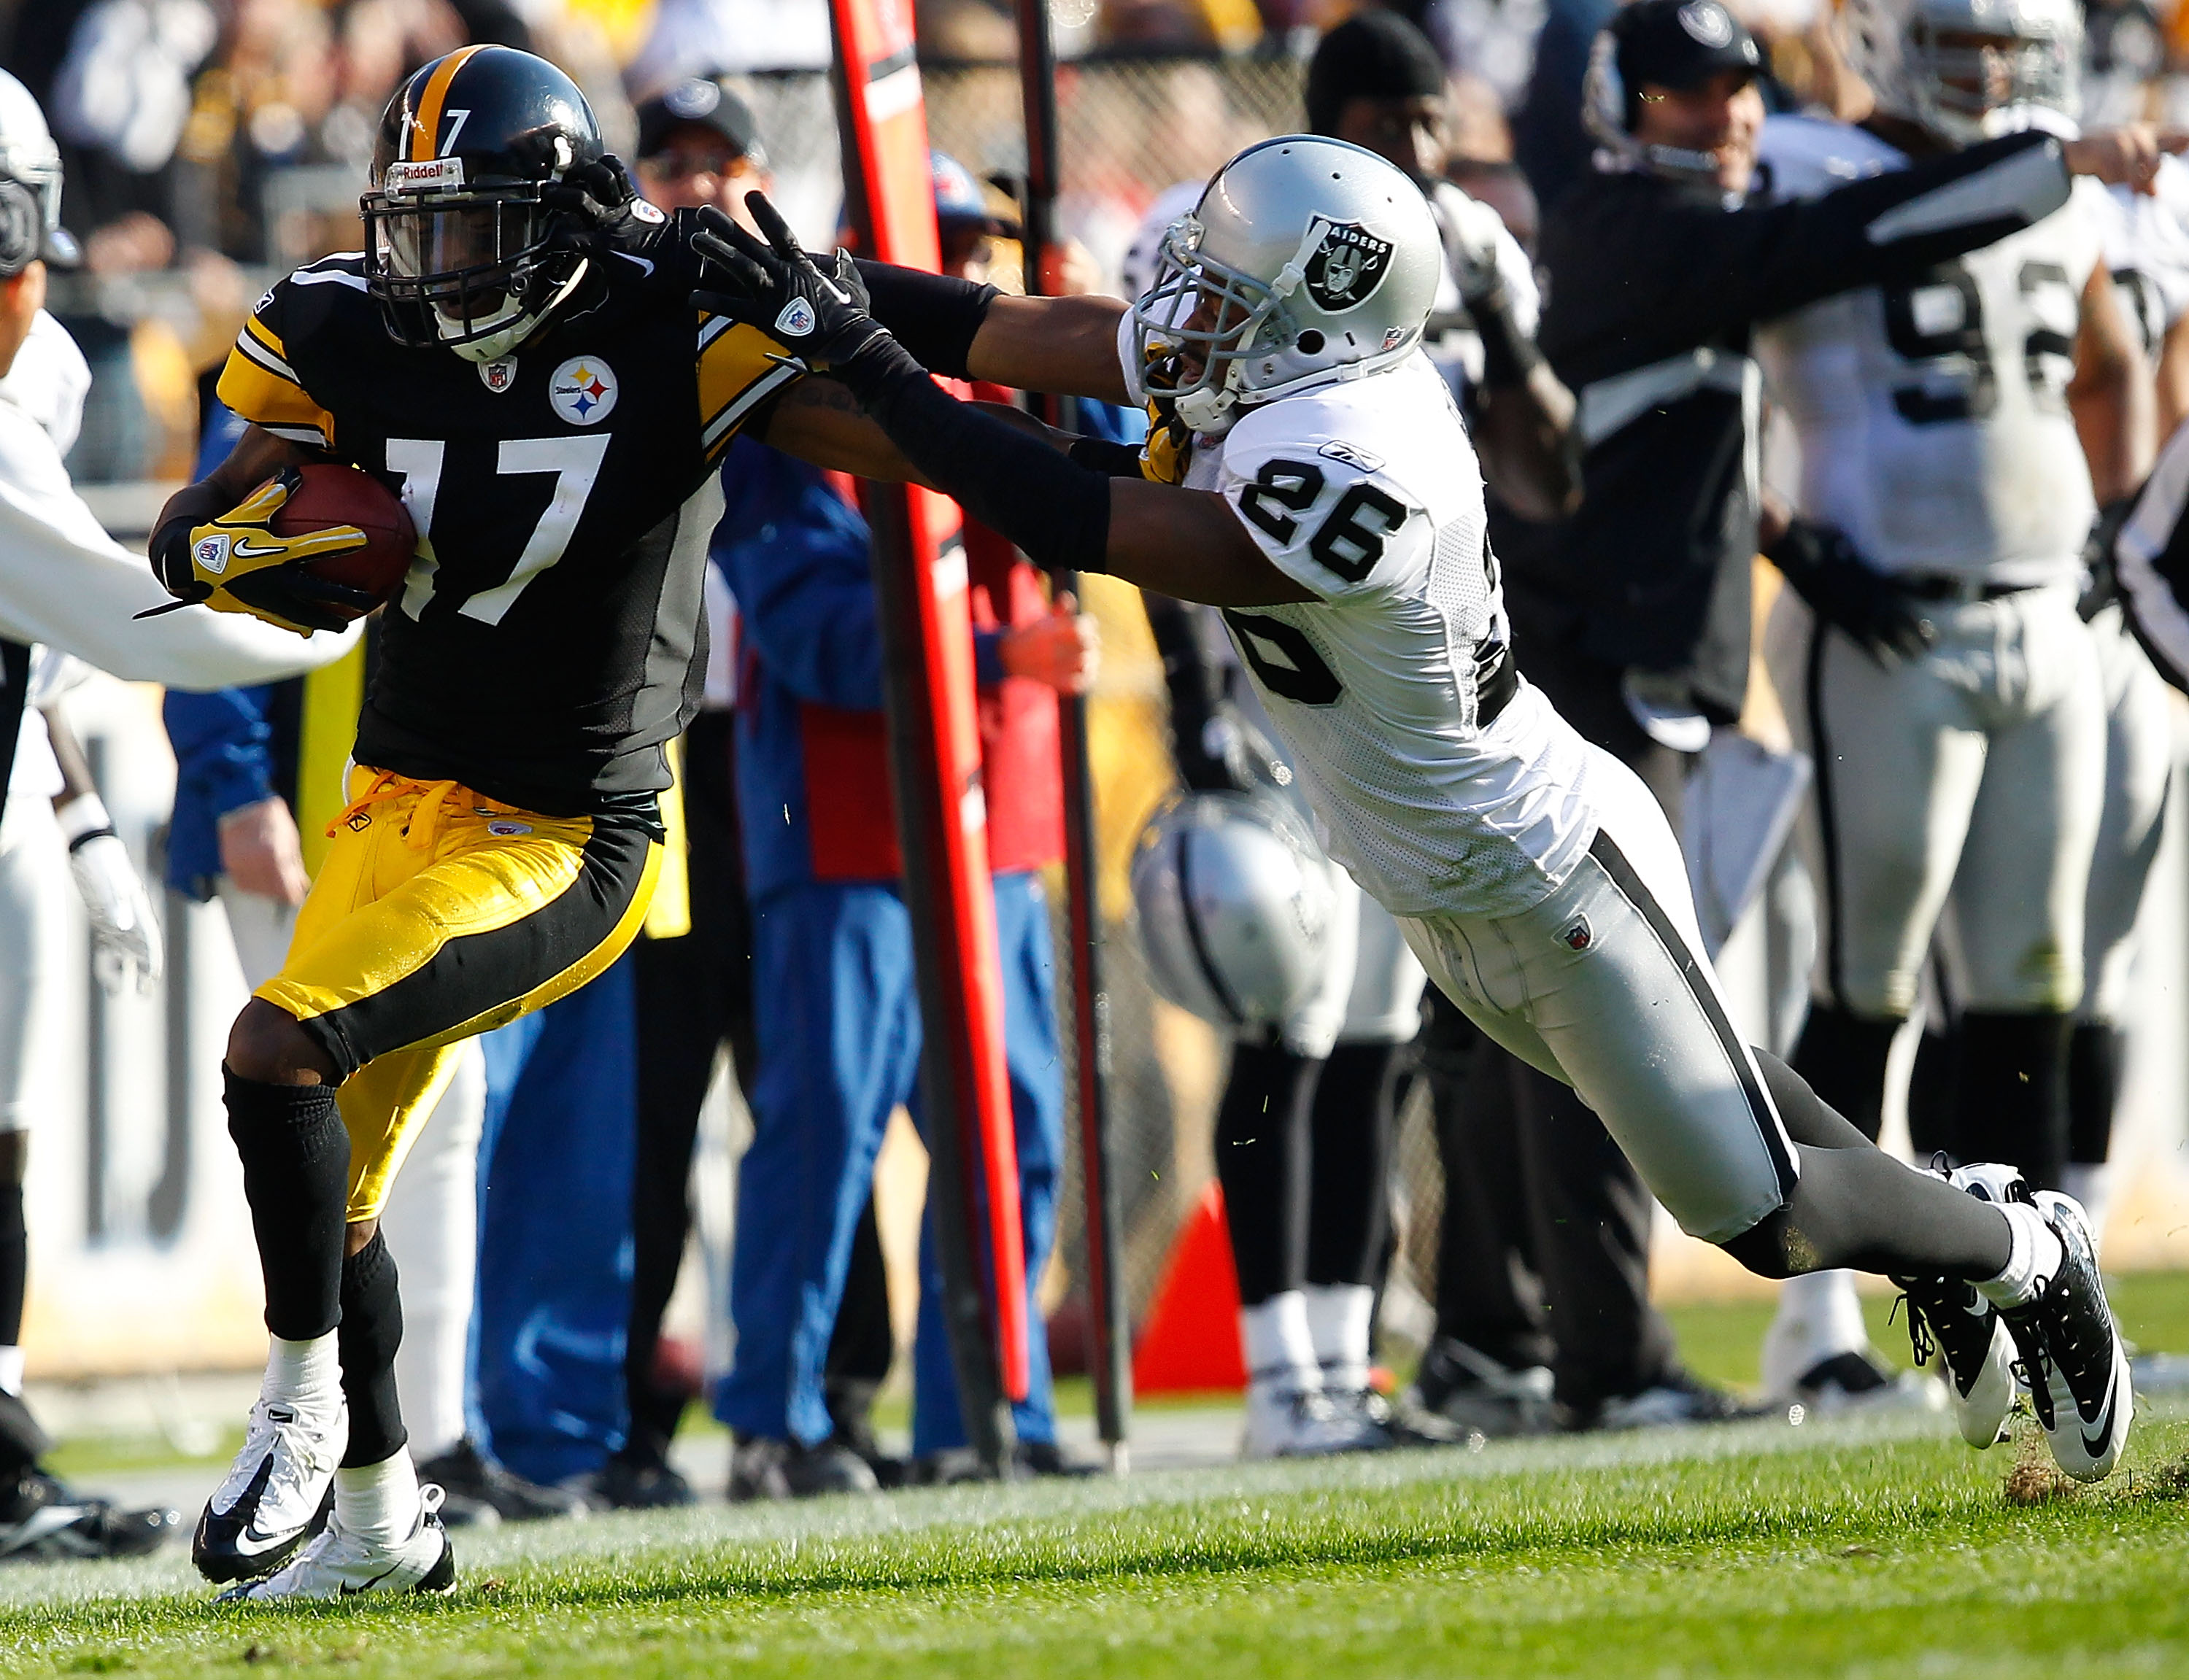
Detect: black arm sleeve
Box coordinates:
(835, 337, 1112, 576)
(853, 260, 1000, 382)
(1141, 590, 1222, 756)
(1542, 131, 2072, 376)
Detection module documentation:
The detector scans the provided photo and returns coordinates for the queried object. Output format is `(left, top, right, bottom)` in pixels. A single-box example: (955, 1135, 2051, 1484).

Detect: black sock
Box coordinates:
(1955, 1010, 2072, 1190)
(1723, 1050, 2012, 1280)
(338, 1232, 406, 1468)
(1906, 1024, 1959, 1161)
(225, 1069, 351, 1340)
(1788, 1004, 1900, 1143)
(1214, 1041, 1319, 1306)
(0, 1177, 23, 1350)
(2067, 1021, 2124, 1171)
(1305, 1041, 1403, 1288)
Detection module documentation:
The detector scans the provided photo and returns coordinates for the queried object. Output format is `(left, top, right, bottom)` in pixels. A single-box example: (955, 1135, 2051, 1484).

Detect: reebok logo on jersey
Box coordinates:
(193, 535, 231, 576)
(1301, 217, 1394, 314)
(775, 298, 817, 338)
(549, 357, 618, 425)
(1319, 439, 1385, 472)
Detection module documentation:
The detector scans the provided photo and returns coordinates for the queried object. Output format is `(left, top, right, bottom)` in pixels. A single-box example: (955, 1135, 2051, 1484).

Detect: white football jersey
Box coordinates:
(1124, 333, 1597, 918)
(2096, 155, 2189, 356)
(1754, 115, 2103, 586)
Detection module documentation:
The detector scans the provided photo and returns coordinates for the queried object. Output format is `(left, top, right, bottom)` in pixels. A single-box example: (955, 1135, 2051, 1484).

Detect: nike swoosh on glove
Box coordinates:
(687, 194, 886, 376)
(147, 468, 377, 636)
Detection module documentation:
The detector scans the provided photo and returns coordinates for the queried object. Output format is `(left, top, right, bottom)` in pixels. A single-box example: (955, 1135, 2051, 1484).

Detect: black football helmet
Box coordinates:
(363, 45, 629, 361)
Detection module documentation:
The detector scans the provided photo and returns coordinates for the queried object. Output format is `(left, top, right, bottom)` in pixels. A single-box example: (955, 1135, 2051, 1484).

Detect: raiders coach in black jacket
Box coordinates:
(1532, 0, 2169, 795)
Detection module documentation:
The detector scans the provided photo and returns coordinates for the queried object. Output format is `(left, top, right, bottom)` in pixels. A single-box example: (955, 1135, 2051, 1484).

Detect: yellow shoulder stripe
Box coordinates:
(698, 318, 802, 456)
(217, 338, 338, 450)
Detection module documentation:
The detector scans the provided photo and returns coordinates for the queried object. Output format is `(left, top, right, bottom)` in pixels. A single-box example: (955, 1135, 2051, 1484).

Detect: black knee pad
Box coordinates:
(2067, 1022, 2125, 1168)
(225, 1070, 351, 1339)
(1790, 1005, 1900, 1143)
(337, 1232, 407, 1467)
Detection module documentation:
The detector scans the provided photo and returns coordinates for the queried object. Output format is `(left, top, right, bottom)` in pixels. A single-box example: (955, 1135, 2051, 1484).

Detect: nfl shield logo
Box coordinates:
(1560, 916, 1593, 952)
(479, 357, 517, 394)
(1302, 217, 1395, 314)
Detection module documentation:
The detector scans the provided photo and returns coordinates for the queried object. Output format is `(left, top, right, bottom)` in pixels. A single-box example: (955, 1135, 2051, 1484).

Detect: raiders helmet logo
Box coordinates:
(1678, 1, 1735, 46)
(1301, 217, 1394, 314)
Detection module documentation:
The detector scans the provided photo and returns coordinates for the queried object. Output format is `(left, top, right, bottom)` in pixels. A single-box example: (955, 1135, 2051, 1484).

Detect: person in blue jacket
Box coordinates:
(711, 414, 1099, 1495)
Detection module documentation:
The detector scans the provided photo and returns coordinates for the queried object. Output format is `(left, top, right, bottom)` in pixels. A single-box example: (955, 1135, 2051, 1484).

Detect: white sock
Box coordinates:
(1775, 1269, 1869, 1363)
(1302, 1283, 1375, 1393)
(1240, 1291, 1320, 1395)
(2061, 1163, 2115, 1261)
(334, 1449, 420, 1545)
(263, 1331, 342, 1415)
(1974, 1202, 2066, 1310)
(0, 1346, 23, 1396)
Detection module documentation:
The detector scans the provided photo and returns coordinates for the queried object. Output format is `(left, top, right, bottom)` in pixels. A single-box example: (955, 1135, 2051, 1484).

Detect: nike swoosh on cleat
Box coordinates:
(340, 1565, 401, 1596)
(2080, 1378, 2119, 1455)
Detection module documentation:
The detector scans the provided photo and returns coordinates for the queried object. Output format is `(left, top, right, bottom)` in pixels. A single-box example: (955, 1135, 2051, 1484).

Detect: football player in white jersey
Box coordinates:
(0, 68, 356, 1557)
(698, 133, 2136, 1483)
(1753, 0, 2152, 1231)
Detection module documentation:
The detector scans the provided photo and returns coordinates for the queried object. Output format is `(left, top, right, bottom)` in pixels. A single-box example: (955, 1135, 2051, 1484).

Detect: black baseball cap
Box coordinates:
(635, 75, 762, 164)
(1608, 0, 1761, 98)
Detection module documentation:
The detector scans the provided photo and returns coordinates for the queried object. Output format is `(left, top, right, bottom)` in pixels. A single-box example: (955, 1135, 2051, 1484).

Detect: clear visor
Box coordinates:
(1909, 26, 2074, 118)
(1130, 221, 1289, 400)
(368, 193, 546, 317)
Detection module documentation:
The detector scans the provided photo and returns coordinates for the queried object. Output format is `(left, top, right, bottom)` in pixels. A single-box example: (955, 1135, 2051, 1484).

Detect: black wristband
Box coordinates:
(854, 260, 1000, 382)
(66, 825, 117, 854)
(1068, 435, 1147, 479)
(147, 515, 203, 599)
(1472, 289, 1543, 392)
(836, 336, 1111, 576)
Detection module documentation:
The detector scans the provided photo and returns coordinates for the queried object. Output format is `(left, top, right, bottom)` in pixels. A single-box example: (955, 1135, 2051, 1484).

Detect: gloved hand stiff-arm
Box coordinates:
(1766, 518, 1934, 665)
(147, 468, 374, 636)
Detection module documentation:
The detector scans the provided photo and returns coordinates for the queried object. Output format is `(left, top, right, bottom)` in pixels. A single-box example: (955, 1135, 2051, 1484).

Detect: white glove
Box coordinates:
(1440, 190, 1510, 306)
(59, 795, 163, 994)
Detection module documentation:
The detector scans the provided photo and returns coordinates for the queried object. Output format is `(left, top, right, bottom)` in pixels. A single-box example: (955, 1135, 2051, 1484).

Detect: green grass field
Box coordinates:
(8, 1281, 2189, 1679)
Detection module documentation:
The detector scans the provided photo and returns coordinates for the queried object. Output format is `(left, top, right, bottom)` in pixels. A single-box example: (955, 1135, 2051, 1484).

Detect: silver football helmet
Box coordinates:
(1130, 136, 1441, 436)
(1841, 0, 2082, 144)
(1130, 789, 1337, 1031)
(0, 71, 73, 275)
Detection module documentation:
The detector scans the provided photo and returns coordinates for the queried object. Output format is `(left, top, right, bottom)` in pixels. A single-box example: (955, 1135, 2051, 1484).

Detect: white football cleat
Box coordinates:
(217, 1484, 454, 1602)
(1240, 1385, 1393, 1459)
(193, 1396, 347, 1582)
(2001, 1192, 2134, 1483)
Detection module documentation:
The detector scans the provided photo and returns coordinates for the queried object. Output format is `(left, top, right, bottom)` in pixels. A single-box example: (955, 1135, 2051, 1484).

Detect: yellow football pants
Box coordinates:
(256, 766, 660, 1221)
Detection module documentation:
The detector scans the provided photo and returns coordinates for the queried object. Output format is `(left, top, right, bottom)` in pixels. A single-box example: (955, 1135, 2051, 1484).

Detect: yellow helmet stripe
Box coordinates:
(409, 45, 486, 162)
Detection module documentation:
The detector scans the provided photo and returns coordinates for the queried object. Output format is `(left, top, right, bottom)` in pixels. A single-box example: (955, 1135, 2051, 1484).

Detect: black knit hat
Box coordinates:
(1305, 9, 1446, 138)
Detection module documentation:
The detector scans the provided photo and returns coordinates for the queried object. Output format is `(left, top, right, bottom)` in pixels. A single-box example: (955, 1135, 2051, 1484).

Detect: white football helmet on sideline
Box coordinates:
(1130, 136, 1440, 435)
(1130, 790, 1336, 1030)
(1840, 0, 2082, 145)
(0, 71, 74, 271)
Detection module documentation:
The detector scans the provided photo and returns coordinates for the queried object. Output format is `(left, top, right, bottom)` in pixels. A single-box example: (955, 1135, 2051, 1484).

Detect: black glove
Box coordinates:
(552, 155, 651, 246)
(689, 195, 889, 377)
(1767, 518, 1934, 665)
(2079, 497, 2135, 622)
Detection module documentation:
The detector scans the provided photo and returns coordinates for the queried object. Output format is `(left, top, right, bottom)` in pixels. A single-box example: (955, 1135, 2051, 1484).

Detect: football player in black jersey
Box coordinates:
(140, 44, 992, 1600)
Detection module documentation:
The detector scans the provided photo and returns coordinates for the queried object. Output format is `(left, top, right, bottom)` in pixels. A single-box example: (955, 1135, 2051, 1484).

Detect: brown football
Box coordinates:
(267, 462, 417, 619)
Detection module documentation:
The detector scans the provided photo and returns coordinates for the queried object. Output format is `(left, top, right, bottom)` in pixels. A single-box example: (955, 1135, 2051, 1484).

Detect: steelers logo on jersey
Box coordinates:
(1302, 217, 1394, 314)
(549, 357, 619, 425)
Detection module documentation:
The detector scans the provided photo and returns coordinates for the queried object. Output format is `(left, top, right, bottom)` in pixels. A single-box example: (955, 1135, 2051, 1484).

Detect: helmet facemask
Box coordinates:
(1905, 17, 2078, 140)
(1130, 217, 1296, 434)
(363, 172, 587, 362)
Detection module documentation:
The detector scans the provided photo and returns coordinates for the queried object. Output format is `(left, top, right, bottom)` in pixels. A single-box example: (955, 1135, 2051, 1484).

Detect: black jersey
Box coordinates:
(215, 211, 800, 816)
